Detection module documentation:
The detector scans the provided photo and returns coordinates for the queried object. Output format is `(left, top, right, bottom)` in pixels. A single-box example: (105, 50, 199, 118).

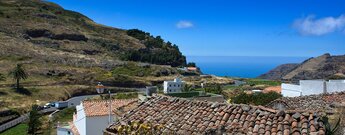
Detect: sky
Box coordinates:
(48, 0, 345, 57)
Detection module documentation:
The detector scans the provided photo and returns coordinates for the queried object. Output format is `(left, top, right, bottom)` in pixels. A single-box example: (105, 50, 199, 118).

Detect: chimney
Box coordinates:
(146, 86, 157, 96)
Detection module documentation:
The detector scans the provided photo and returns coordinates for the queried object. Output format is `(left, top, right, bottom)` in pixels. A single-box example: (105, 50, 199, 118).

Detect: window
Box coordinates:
(169, 85, 171, 87)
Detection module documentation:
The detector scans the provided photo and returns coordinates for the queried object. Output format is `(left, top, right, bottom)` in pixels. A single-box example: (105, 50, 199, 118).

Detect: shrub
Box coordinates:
(204, 84, 223, 94)
(166, 91, 200, 98)
(231, 92, 282, 105)
(114, 93, 138, 99)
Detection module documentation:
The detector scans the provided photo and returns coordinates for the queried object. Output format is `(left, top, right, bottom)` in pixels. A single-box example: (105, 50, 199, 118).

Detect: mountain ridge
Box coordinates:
(259, 53, 345, 80)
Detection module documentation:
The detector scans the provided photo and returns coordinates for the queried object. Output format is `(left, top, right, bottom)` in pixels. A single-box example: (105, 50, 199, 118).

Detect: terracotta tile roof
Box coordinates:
(82, 99, 136, 117)
(187, 67, 198, 71)
(105, 96, 326, 135)
(263, 86, 282, 93)
(69, 122, 80, 135)
(267, 92, 345, 112)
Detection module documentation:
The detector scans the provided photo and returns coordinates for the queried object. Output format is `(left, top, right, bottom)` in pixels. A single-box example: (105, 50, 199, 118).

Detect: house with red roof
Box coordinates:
(57, 99, 136, 135)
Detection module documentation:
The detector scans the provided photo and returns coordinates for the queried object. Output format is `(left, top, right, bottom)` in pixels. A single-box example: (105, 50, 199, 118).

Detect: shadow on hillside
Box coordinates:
(14, 87, 32, 96)
(0, 91, 7, 95)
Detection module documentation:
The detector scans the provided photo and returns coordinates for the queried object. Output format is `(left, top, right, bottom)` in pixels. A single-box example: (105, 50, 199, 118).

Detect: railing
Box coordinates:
(0, 114, 29, 132)
(0, 108, 57, 133)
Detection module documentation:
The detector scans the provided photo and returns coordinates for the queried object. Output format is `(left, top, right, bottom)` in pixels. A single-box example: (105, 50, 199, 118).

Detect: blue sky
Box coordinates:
(49, 0, 345, 57)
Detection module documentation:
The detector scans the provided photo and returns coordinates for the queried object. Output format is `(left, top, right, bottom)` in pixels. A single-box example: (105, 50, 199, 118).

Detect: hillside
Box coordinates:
(258, 63, 299, 80)
(0, 0, 190, 111)
(0, 0, 189, 86)
(259, 53, 345, 81)
(0, 0, 186, 66)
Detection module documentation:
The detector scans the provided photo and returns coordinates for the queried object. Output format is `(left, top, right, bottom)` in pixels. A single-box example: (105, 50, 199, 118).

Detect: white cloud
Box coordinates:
(176, 21, 194, 29)
(293, 14, 345, 36)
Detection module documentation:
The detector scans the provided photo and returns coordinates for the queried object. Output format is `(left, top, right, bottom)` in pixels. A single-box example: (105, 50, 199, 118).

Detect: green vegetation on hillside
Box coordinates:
(244, 78, 281, 86)
(123, 29, 186, 67)
(112, 63, 155, 77)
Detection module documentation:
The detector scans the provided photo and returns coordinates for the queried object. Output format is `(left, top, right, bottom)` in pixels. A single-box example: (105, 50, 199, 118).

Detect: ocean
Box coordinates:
(187, 56, 308, 78)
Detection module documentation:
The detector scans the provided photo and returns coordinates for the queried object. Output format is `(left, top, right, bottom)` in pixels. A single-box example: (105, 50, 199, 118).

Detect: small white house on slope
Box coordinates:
(282, 80, 345, 97)
(57, 99, 136, 135)
(163, 78, 185, 93)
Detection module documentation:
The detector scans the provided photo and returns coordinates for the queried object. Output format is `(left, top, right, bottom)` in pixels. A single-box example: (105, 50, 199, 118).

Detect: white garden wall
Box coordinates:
(281, 83, 301, 97)
(300, 80, 325, 96)
(282, 80, 345, 97)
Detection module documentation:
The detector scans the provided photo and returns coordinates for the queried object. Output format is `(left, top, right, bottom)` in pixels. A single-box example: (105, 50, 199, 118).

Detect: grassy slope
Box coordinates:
(0, 0, 186, 112)
(1, 123, 28, 135)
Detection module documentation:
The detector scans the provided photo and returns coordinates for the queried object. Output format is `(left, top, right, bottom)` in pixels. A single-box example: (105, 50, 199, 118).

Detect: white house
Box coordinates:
(163, 78, 185, 93)
(57, 99, 136, 135)
(282, 80, 345, 97)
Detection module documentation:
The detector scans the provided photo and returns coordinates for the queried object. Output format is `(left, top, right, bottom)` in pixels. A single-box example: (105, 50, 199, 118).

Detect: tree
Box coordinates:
(186, 62, 196, 67)
(27, 105, 42, 135)
(8, 64, 28, 90)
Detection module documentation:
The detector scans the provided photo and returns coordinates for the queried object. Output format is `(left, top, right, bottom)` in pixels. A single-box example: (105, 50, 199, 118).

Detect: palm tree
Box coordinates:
(9, 64, 28, 90)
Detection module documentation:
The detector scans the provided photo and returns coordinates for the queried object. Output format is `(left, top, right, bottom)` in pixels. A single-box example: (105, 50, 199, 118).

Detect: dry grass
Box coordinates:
(0, 85, 92, 112)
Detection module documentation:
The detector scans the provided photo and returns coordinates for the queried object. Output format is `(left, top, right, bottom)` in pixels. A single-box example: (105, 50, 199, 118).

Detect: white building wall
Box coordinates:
(75, 104, 86, 135)
(281, 83, 301, 97)
(86, 116, 110, 135)
(73, 103, 120, 135)
(163, 78, 184, 93)
(300, 80, 325, 96)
